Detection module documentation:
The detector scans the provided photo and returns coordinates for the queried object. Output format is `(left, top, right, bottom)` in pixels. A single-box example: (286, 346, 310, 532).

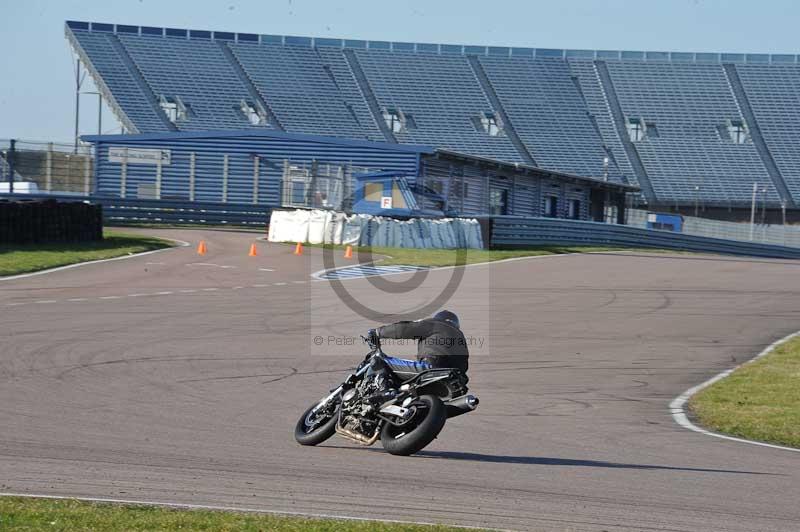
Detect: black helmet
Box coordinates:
(433, 310, 460, 329)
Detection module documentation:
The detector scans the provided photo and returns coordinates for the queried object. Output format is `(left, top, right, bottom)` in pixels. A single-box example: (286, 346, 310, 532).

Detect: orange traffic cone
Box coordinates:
(248, 243, 258, 257)
(197, 240, 207, 255)
(294, 242, 303, 255)
(344, 245, 353, 259)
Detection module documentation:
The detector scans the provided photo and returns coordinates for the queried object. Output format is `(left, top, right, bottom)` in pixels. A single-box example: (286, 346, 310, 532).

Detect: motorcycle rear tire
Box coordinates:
(380, 394, 446, 456)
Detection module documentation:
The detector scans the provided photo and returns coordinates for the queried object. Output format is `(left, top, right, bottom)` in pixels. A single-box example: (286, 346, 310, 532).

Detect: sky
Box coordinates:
(1, 0, 799, 143)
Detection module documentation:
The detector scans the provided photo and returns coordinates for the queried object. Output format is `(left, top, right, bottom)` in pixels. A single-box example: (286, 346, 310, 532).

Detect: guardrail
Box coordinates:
(490, 216, 800, 259)
(0, 193, 270, 226)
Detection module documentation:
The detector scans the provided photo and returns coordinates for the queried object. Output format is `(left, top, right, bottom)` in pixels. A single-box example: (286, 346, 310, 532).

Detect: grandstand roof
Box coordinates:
(81, 127, 435, 153)
(65, 21, 800, 64)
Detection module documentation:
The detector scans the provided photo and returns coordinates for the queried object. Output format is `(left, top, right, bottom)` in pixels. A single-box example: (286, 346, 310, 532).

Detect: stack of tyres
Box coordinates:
(0, 199, 103, 245)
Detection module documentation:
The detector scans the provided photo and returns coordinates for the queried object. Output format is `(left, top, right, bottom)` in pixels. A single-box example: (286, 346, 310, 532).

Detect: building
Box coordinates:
(82, 129, 635, 222)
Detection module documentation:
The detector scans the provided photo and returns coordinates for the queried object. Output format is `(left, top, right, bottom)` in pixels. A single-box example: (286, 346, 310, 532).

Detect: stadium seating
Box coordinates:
(65, 21, 800, 207)
(117, 34, 260, 130)
(228, 42, 366, 138)
(735, 64, 800, 200)
(477, 56, 621, 180)
(601, 61, 778, 205)
(68, 30, 173, 132)
(567, 60, 638, 184)
(352, 50, 525, 163)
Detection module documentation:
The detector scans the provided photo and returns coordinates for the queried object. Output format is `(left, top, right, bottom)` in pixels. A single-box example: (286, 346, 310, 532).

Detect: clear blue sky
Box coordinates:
(1, 0, 798, 143)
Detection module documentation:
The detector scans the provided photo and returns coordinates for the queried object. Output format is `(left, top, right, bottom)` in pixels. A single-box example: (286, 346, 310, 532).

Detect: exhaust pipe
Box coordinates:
(445, 394, 479, 419)
(335, 422, 380, 445)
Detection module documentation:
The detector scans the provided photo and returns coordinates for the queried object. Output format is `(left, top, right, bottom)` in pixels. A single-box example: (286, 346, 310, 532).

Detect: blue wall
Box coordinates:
(86, 130, 426, 206)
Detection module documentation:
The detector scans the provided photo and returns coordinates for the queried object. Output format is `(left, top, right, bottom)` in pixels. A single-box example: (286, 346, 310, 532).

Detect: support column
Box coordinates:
(616, 192, 626, 225)
(83, 155, 91, 195)
(120, 148, 128, 198)
(189, 152, 196, 201)
(252, 156, 260, 204)
(45, 143, 53, 192)
(222, 154, 229, 203)
(155, 159, 162, 200)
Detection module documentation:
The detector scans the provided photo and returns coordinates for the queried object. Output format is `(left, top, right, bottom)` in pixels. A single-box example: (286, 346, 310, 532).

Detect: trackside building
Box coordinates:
(82, 129, 636, 221)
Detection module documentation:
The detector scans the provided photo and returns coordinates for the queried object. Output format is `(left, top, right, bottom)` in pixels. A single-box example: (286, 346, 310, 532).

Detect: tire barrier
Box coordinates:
(0, 198, 102, 244)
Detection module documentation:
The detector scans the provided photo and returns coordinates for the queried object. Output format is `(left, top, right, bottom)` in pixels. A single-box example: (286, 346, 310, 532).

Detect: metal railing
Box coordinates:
(0, 193, 270, 226)
(490, 216, 800, 259)
(627, 209, 800, 248)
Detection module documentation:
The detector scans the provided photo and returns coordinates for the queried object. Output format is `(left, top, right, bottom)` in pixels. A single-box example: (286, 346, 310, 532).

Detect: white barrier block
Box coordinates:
(308, 209, 329, 245)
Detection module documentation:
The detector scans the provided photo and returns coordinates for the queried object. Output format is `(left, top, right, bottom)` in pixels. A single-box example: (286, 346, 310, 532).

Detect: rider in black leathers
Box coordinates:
(367, 310, 469, 383)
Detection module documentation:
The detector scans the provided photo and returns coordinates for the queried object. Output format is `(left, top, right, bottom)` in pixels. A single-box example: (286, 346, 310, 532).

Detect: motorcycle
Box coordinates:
(294, 333, 479, 456)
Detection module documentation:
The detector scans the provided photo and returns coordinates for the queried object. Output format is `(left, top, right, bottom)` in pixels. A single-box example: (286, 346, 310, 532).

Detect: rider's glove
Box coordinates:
(367, 328, 379, 345)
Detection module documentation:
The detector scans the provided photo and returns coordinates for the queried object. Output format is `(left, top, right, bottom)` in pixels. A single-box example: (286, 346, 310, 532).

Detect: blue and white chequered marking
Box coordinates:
(319, 264, 428, 280)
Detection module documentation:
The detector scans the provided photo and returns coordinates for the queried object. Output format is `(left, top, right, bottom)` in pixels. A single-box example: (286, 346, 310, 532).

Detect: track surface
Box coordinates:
(1, 229, 799, 531)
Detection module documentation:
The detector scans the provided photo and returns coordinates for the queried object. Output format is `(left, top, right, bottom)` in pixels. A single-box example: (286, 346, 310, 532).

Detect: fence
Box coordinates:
(1, 139, 93, 194)
(490, 216, 800, 259)
(628, 208, 800, 248)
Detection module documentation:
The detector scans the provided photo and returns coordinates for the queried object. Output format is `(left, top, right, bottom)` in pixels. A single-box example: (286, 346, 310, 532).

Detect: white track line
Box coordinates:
(669, 330, 800, 453)
(0, 493, 495, 531)
(0, 237, 190, 282)
(186, 263, 237, 269)
(310, 251, 574, 281)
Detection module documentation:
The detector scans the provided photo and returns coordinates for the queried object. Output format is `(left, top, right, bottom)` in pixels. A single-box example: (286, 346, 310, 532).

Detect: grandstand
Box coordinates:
(65, 21, 800, 214)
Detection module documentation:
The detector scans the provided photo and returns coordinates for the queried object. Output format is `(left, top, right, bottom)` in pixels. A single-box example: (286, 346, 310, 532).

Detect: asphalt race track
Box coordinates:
(2, 228, 799, 531)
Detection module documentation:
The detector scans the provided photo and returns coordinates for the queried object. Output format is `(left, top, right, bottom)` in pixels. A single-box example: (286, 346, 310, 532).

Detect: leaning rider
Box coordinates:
(366, 310, 469, 389)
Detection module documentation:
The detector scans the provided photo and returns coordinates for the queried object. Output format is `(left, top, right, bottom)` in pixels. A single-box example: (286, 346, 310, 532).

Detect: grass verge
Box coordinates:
(689, 336, 800, 449)
(0, 230, 173, 277)
(304, 243, 669, 267)
(0, 497, 470, 532)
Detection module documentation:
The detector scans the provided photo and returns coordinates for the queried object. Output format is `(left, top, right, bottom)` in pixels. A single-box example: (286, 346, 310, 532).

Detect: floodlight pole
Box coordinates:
(97, 92, 102, 135)
(749, 182, 757, 241)
(73, 57, 87, 153)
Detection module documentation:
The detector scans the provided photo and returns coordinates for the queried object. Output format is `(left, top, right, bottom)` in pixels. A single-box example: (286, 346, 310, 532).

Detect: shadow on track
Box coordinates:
(322, 446, 778, 475)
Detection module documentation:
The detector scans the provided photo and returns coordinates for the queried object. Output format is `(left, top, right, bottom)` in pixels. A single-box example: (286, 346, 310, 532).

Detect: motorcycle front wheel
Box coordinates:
(380, 394, 446, 456)
(294, 400, 340, 446)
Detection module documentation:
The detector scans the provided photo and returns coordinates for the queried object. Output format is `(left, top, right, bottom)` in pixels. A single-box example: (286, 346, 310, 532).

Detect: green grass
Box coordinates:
(689, 336, 800, 449)
(0, 496, 472, 532)
(0, 230, 172, 277)
(305, 243, 670, 267)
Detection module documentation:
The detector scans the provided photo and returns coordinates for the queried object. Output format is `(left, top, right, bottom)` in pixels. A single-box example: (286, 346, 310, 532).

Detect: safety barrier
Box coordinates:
(490, 216, 800, 259)
(268, 209, 484, 249)
(0, 193, 270, 226)
(0, 197, 102, 244)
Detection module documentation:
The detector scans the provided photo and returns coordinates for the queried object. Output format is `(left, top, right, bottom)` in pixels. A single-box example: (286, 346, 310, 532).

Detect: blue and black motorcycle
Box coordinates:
(294, 333, 479, 456)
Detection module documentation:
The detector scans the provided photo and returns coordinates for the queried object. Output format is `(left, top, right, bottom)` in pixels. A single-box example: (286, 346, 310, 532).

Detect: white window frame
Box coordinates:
(160, 99, 179, 123)
(480, 113, 502, 136)
(728, 120, 748, 144)
(627, 117, 645, 142)
(383, 108, 404, 133)
(241, 100, 266, 125)
(160, 96, 190, 123)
